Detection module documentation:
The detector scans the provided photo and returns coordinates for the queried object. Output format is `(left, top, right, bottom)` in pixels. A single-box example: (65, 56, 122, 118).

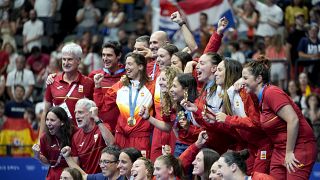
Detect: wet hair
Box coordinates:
(62, 167, 83, 180)
(156, 154, 186, 180)
(121, 147, 142, 164)
(221, 149, 250, 174)
(61, 43, 83, 61)
(102, 145, 121, 161)
(172, 51, 192, 71)
(161, 67, 183, 116)
(243, 55, 271, 84)
(221, 59, 243, 115)
(45, 106, 73, 148)
(196, 148, 220, 180)
(201, 53, 223, 96)
(160, 43, 179, 57)
(176, 73, 198, 103)
(137, 157, 154, 179)
(103, 41, 122, 57)
(122, 52, 149, 88)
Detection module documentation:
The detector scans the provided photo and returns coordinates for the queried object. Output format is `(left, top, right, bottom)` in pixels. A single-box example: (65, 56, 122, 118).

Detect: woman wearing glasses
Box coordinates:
(32, 106, 74, 180)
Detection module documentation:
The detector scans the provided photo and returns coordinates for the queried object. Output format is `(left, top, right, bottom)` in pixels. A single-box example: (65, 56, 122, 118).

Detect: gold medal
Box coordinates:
(177, 111, 185, 120)
(127, 117, 136, 127)
(183, 90, 188, 102)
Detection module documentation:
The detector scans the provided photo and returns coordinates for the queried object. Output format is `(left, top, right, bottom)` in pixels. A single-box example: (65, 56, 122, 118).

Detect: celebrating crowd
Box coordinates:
(1, 0, 320, 180)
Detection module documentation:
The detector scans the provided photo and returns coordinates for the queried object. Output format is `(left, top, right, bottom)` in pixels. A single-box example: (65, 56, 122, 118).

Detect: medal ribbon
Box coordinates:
(129, 85, 140, 119)
(103, 67, 125, 75)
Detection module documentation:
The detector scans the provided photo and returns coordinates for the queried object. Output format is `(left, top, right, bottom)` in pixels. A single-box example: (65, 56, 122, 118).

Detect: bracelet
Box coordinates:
(95, 119, 103, 125)
(178, 21, 186, 27)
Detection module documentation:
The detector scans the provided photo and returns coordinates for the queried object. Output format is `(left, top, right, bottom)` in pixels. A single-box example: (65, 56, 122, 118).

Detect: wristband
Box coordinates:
(95, 119, 103, 125)
(178, 21, 186, 27)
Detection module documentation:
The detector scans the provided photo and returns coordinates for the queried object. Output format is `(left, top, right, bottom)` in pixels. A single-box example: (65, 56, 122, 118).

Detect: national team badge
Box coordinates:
(141, 92, 144, 97)
(260, 150, 266, 160)
(78, 85, 83, 93)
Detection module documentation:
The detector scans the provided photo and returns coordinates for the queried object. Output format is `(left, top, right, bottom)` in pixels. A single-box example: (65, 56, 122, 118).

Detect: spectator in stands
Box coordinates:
(193, 12, 215, 53)
(0, 37, 9, 75)
(286, 12, 307, 79)
(4, 85, 32, 118)
(3, 42, 18, 73)
(135, 19, 150, 36)
(285, 0, 308, 32)
(239, 39, 254, 59)
(83, 43, 102, 73)
(251, 0, 283, 38)
(26, 46, 50, 82)
(34, 0, 57, 37)
(6, 55, 35, 102)
(0, 74, 5, 100)
(60, 167, 83, 180)
(22, 9, 44, 53)
(0, 11, 17, 49)
(61, 145, 122, 180)
(232, 0, 258, 39)
(266, 34, 287, 88)
(287, 80, 305, 110)
(40, 42, 94, 136)
(0, 100, 5, 129)
(252, 39, 266, 60)
(24, 107, 37, 131)
(101, 1, 125, 42)
(32, 106, 73, 180)
(228, 42, 246, 64)
(304, 93, 320, 124)
(75, 0, 101, 37)
(71, 99, 114, 174)
(298, 72, 319, 98)
(297, 23, 320, 85)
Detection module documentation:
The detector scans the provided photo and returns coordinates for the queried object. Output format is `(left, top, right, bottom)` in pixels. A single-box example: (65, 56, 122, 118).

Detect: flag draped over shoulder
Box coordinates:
(0, 118, 37, 157)
(155, 0, 235, 39)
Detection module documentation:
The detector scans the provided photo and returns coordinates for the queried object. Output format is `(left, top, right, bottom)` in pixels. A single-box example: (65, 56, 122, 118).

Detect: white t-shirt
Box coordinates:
(34, 0, 53, 17)
(255, 1, 283, 37)
(231, 51, 246, 64)
(6, 69, 35, 101)
(22, 20, 44, 52)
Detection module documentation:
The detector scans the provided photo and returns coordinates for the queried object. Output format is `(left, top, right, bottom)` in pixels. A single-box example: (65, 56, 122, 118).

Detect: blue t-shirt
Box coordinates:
(87, 173, 125, 180)
(4, 100, 32, 118)
(297, 37, 320, 55)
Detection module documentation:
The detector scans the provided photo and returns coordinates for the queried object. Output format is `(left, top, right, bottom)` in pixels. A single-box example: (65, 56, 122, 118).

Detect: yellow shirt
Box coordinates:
(285, 6, 308, 26)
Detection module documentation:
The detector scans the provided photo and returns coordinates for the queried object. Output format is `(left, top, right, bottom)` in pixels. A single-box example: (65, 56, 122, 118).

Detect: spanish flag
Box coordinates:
(0, 118, 37, 157)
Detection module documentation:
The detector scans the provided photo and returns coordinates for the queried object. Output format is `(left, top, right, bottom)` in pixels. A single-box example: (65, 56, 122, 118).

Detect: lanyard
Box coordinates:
(258, 84, 266, 104)
(129, 85, 140, 118)
(103, 67, 125, 75)
(64, 84, 77, 102)
(205, 80, 215, 90)
(150, 61, 157, 80)
(51, 137, 62, 168)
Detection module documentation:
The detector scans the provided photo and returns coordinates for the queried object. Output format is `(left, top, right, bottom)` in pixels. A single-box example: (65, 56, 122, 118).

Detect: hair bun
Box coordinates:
(256, 55, 271, 70)
(239, 149, 250, 160)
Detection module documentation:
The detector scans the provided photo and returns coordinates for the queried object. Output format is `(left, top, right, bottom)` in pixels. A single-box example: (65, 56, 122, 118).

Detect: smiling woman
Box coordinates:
(131, 157, 154, 180)
(32, 106, 74, 180)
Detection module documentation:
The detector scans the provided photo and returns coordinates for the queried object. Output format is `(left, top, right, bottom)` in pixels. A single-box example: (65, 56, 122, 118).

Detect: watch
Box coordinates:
(95, 119, 103, 125)
(178, 21, 186, 27)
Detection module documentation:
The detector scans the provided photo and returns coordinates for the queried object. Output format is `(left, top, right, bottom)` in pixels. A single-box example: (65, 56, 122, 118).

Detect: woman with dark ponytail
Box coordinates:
(241, 55, 317, 179)
(215, 150, 275, 180)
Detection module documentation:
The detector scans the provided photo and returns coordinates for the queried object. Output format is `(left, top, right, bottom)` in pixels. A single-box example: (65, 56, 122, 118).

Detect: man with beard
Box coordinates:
(22, 9, 44, 53)
(88, 41, 125, 133)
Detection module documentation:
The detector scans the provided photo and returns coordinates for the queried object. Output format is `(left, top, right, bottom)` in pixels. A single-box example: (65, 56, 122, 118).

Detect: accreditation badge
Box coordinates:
(78, 85, 84, 93)
(260, 150, 267, 160)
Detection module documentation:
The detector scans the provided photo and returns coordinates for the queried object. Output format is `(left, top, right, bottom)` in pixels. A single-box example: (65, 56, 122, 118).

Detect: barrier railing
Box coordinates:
(294, 58, 320, 80)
